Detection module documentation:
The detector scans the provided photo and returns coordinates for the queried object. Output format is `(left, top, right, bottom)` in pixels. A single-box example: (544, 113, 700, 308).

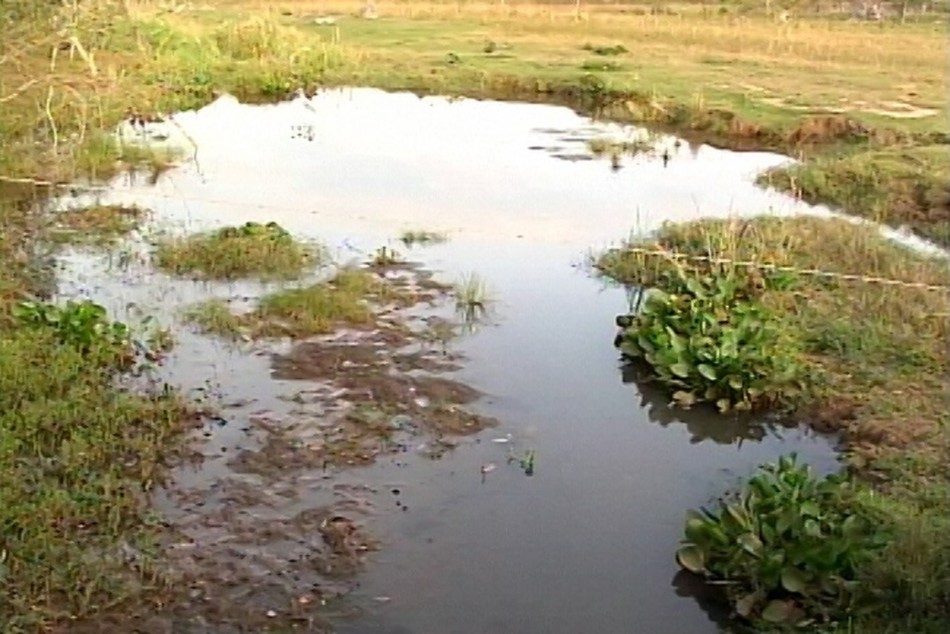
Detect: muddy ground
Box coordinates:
(59, 264, 496, 633)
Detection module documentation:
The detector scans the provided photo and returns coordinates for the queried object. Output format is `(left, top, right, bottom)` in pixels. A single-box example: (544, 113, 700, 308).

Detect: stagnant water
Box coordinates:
(52, 88, 851, 633)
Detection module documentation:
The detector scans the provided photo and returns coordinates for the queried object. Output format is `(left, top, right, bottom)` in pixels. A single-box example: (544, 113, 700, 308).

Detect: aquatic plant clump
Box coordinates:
(611, 260, 805, 412)
(155, 221, 320, 280)
(677, 454, 890, 627)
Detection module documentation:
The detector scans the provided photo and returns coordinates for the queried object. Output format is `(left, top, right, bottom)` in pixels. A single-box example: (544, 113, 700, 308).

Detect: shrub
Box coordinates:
(676, 455, 890, 627)
(614, 263, 805, 412)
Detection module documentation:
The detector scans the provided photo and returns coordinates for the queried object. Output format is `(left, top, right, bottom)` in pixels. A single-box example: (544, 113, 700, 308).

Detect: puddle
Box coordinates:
(49, 88, 850, 633)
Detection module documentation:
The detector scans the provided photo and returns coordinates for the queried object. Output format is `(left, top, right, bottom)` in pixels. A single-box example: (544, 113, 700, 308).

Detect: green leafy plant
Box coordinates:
(615, 263, 804, 412)
(676, 455, 890, 627)
(12, 300, 169, 368)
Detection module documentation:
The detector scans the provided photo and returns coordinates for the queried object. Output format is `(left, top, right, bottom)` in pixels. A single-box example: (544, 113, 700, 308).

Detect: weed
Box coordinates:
(453, 272, 491, 327)
(183, 299, 245, 339)
(49, 204, 147, 247)
(155, 221, 319, 281)
(0, 318, 186, 629)
(368, 245, 404, 267)
(677, 454, 890, 627)
(399, 229, 449, 248)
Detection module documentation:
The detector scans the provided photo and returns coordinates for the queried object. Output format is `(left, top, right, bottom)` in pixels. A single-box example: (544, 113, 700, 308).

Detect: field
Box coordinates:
(0, 1, 947, 632)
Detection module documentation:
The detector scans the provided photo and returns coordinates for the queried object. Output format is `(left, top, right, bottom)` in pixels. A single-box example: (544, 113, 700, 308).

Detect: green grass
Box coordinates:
(154, 222, 320, 281)
(254, 269, 377, 337)
(183, 298, 245, 338)
(49, 204, 148, 247)
(597, 215, 949, 631)
(185, 270, 383, 340)
(0, 319, 186, 629)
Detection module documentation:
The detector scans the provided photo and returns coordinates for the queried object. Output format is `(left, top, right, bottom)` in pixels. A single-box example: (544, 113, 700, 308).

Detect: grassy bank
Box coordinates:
(1, 1, 947, 239)
(0, 1, 947, 630)
(597, 216, 949, 631)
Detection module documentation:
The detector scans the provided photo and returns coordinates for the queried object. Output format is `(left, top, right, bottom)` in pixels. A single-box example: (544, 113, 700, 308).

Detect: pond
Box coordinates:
(55, 88, 844, 633)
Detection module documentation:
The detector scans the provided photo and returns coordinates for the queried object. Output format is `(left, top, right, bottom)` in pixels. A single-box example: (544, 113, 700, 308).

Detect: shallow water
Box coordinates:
(54, 88, 847, 633)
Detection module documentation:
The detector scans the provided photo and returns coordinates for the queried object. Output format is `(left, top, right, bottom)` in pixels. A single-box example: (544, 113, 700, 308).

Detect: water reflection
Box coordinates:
(620, 362, 799, 445)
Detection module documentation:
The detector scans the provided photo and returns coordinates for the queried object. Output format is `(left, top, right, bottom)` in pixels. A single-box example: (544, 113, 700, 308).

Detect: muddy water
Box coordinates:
(55, 88, 844, 633)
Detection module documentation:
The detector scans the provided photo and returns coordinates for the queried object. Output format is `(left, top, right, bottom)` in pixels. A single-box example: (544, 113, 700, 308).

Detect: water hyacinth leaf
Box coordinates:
(761, 599, 795, 624)
(800, 501, 821, 519)
(735, 591, 762, 619)
(737, 532, 763, 557)
(670, 362, 691, 378)
(781, 567, 809, 594)
(676, 544, 706, 574)
(697, 363, 717, 381)
(716, 398, 731, 413)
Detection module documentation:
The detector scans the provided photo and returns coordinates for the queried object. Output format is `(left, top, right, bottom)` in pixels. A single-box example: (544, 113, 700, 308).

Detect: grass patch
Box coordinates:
(185, 270, 391, 339)
(761, 145, 950, 247)
(0, 301, 185, 629)
(597, 215, 949, 631)
(49, 204, 147, 247)
(183, 298, 244, 339)
(155, 221, 319, 281)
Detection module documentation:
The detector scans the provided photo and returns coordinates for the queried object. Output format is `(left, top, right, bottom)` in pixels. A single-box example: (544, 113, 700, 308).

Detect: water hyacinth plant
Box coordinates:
(676, 455, 890, 627)
(614, 262, 805, 412)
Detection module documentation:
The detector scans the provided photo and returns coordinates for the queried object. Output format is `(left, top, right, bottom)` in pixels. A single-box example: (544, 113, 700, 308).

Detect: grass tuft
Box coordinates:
(155, 221, 320, 281)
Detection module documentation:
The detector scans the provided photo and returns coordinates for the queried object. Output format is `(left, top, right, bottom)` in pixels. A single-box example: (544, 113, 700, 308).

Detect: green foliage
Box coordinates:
(615, 264, 804, 412)
(155, 221, 319, 281)
(12, 299, 170, 369)
(0, 324, 184, 629)
(13, 300, 133, 359)
(677, 455, 891, 627)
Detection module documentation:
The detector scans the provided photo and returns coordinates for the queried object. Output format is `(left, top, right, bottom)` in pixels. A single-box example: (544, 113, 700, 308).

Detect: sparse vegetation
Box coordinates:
(399, 229, 449, 248)
(598, 215, 949, 631)
(454, 272, 491, 327)
(49, 204, 147, 246)
(183, 298, 245, 339)
(185, 270, 385, 340)
(155, 221, 319, 281)
(581, 43, 628, 56)
(368, 245, 404, 268)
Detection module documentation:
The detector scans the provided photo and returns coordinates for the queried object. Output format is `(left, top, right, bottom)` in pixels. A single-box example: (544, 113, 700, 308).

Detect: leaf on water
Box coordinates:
(781, 567, 810, 594)
(676, 544, 706, 574)
(761, 599, 795, 623)
(716, 398, 732, 413)
(697, 363, 717, 381)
